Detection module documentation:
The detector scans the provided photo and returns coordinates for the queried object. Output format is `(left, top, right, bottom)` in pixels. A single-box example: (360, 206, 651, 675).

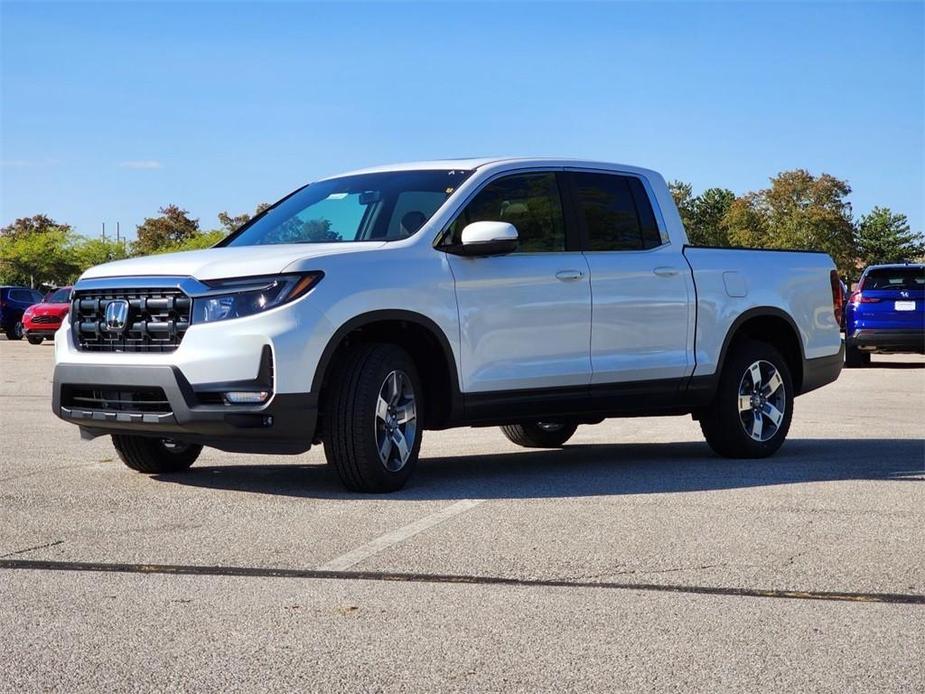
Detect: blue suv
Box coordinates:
(844, 264, 925, 367)
(0, 286, 45, 340)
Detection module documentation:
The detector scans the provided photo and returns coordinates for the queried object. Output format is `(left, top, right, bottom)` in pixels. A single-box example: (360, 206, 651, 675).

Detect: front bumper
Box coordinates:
(849, 329, 925, 354)
(24, 327, 59, 339)
(53, 362, 317, 454)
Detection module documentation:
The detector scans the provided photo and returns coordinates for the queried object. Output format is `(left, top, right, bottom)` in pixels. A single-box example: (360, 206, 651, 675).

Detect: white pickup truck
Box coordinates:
(53, 158, 845, 492)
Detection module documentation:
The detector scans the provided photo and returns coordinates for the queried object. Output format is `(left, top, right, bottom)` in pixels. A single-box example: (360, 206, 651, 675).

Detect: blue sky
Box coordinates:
(1, 1, 923, 239)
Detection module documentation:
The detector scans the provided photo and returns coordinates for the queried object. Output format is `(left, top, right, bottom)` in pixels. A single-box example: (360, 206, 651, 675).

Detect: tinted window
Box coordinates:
(10, 289, 35, 303)
(447, 173, 566, 252)
(627, 178, 663, 249)
(224, 170, 471, 246)
(862, 268, 924, 290)
(574, 173, 662, 251)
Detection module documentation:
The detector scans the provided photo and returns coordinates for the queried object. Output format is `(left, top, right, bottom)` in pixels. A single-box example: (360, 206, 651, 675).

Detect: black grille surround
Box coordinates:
(62, 386, 172, 413)
(72, 288, 191, 353)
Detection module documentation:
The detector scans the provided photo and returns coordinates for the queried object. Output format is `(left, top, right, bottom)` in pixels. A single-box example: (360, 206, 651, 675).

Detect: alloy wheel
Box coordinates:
(374, 370, 417, 472)
(737, 359, 787, 442)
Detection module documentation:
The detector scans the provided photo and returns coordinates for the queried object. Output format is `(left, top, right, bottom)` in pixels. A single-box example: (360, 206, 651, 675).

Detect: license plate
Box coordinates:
(895, 301, 916, 311)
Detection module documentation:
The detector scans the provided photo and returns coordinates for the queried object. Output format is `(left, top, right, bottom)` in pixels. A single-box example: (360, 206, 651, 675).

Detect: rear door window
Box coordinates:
(10, 289, 35, 303)
(573, 172, 663, 251)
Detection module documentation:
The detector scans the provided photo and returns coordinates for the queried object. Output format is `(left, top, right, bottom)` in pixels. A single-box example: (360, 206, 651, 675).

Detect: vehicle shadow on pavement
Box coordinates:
(154, 438, 924, 500)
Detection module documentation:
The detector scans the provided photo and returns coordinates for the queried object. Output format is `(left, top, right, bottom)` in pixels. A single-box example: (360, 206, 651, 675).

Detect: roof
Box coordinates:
(321, 157, 660, 180)
(864, 263, 924, 271)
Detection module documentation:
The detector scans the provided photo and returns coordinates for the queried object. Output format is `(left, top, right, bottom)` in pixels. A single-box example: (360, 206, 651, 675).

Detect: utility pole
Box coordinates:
(116, 222, 121, 243)
(101, 222, 106, 239)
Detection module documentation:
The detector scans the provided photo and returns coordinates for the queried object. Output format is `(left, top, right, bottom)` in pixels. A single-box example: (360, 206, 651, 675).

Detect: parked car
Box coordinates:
(844, 263, 925, 367)
(52, 158, 845, 492)
(23, 286, 72, 345)
(0, 286, 44, 340)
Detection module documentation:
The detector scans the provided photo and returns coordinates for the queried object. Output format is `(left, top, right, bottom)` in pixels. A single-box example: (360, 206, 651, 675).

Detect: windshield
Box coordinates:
(222, 170, 472, 247)
(45, 287, 71, 303)
(862, 267, 925, 291)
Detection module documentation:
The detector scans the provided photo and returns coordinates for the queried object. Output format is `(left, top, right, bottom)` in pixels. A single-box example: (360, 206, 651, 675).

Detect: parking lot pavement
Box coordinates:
(1, 340, 923, 692)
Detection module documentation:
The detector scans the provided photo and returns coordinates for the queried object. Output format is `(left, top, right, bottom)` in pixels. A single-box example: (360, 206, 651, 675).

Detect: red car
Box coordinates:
(23, 286, 71, 345)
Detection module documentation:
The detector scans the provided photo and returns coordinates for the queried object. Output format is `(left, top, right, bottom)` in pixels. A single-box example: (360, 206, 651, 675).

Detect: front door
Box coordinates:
(444, 172, 592, 393)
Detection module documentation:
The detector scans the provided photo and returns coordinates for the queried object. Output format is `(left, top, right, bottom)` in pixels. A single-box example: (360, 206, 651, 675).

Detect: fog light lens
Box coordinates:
(224, 391, 270, 404)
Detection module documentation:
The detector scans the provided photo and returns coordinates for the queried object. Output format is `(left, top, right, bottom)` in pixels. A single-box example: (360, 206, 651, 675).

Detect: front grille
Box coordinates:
(62, 386, 172, 413)
(72, 288, 191, 352)
(32, 315, 61, 325)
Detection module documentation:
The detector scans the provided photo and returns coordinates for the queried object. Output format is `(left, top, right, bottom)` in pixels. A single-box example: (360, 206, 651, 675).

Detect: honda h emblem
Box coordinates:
(103, 299, 129, 332)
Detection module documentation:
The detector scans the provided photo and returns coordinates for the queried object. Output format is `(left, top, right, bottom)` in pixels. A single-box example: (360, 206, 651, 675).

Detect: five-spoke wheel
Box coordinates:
(323, 343, 423, 493)
(375, 370, 418, 472)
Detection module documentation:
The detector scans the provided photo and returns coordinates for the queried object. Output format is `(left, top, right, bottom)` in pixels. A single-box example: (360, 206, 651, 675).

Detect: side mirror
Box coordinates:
(445, 221, 519, 257)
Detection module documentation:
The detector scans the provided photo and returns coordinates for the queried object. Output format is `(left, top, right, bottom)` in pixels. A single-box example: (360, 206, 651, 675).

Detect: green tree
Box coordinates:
(668, 182, 735, 246)
(167, 229, 227, 252)
(725, 170, 856, 276)
(132, 205, 200, 256)
(691, 188, 735, 246)
(668, 180, 696, 236)
(72, 236, 130, 270)
(856, 207, 924, 266)
(217, 202, 272, 235)
(0, 227, 80, 286)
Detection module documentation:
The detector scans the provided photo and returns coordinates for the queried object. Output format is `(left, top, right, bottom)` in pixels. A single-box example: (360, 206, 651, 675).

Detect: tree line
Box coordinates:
(669, 169, 923, 278)
(1, 168, 922, 288)
(0, 203, 268, 288)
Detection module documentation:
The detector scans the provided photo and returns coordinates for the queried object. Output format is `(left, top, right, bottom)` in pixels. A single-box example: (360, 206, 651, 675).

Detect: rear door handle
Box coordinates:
(653, 266, 680, 278)
(556, 270, 584, 281)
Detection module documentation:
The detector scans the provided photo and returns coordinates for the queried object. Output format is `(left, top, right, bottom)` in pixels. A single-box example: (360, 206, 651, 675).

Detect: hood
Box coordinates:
(79, 242, 387, 282)
(27, 302, 69, 317)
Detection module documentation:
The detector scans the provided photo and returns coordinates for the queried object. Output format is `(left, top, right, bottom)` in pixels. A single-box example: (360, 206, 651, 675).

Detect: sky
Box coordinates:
(1, 1, 923, 239)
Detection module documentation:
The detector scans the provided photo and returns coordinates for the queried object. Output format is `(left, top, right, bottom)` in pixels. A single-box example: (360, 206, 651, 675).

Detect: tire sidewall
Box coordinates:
(339, 344, 424, 491)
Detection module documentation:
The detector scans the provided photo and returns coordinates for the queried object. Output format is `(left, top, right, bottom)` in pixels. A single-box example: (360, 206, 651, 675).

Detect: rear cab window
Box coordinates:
(571, 172, 663, 251)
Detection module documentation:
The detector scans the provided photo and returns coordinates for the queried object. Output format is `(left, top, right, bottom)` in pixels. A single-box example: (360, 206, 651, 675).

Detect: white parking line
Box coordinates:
(317, 499, 483, 571)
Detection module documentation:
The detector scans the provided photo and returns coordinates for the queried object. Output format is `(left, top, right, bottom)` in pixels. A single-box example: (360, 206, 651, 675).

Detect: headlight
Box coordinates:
(192, 272, 323, 324)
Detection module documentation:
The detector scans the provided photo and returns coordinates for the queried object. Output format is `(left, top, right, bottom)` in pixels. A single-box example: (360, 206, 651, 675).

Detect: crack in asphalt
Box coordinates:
(0, 540, 64, 558)
(0, 558, 922, 605)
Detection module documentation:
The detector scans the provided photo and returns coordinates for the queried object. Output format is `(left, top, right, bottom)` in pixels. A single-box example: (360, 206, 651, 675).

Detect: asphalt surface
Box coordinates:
(1, 340, 923, 692)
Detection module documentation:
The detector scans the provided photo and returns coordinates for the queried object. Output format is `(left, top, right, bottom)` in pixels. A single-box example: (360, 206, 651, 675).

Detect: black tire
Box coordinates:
(26, 335, 44, 345)
(700, 339, 794, 458)
(844, 341, 871, 368)
(500, 421, 578, 448)
(322, 343, 423, 493)
(5, 321, 23, 340)
(112, 435, 202, 473)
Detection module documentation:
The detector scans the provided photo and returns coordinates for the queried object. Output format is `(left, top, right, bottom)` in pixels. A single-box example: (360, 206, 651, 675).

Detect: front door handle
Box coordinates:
(556, 270, 584, 281)
(653, 266, 680, 278)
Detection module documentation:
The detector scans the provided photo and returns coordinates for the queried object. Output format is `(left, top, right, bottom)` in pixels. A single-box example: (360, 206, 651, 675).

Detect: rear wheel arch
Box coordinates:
(312, 310, 462, 430)
(716, 308, 805, 394)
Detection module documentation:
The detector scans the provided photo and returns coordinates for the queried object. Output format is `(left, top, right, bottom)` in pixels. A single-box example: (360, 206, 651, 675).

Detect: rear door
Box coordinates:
(444, 171, 592, 393)
(566, 170, 695, 384)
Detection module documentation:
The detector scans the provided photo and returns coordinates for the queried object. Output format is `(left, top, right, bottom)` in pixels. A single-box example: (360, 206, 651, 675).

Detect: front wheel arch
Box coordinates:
(312, 310, 463, 431)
